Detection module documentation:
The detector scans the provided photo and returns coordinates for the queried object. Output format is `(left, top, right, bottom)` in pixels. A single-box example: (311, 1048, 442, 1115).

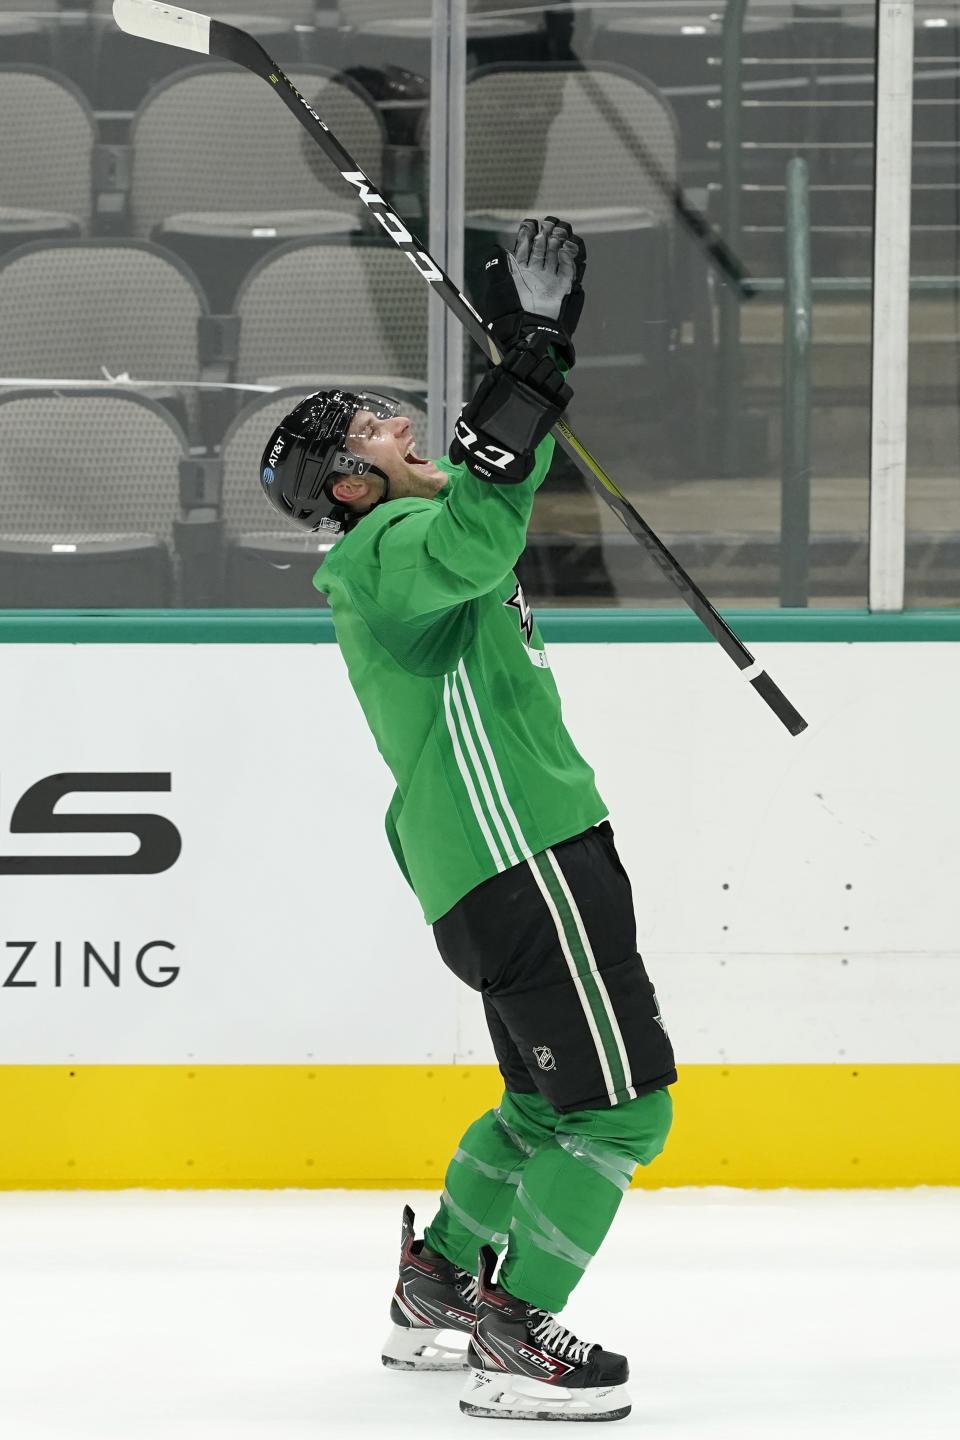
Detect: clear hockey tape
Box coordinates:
(494, 1107, 536, 1157)
(557, 1134, 638, 1193)
(510, 1184, 594, 1272)
(440, 1188, 510, 1248)
(454, 1147, 522, 1185)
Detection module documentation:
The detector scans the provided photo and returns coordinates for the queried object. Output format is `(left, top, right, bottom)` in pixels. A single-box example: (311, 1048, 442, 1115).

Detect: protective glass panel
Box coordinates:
(461, 0, 876, 608)
(0, 1, 884, 609)
(904, 7, 960, 608)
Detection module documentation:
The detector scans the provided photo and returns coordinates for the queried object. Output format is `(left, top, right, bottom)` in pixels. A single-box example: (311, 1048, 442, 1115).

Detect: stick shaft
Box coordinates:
(113, 3, 806, 735)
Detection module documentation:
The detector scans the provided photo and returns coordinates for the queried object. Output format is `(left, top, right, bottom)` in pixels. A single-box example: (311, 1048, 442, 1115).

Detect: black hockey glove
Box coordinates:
(449, 332, 572, 484)
(480, 216, 587, 368)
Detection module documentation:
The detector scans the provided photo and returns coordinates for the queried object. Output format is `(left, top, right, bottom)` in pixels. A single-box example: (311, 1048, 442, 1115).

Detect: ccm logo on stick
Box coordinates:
(339, 170, 485, 320)
(0, 773, 182, 876)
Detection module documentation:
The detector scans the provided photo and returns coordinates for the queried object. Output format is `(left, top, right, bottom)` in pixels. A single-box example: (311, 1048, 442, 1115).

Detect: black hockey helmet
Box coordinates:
(259, 389, 400, 535)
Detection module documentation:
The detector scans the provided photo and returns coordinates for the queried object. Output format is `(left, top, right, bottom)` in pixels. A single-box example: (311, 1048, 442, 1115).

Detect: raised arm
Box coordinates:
(371, 336, 571, 621)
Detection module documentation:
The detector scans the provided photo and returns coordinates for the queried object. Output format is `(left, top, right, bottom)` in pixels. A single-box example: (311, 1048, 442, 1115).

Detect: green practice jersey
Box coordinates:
(313, 434, 608, 923)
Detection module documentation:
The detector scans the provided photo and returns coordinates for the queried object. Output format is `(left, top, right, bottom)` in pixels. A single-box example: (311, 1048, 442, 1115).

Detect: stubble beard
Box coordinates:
(391, 459, 448, 500)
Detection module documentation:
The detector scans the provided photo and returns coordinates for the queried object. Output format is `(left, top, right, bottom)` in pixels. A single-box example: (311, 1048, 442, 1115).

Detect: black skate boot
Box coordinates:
(381, 1204, 479, 1372)
(460, 1245, 631, 1421)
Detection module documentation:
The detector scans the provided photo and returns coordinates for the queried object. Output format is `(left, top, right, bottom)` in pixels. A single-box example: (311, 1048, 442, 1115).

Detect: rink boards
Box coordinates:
(1, 610, 958, 1187)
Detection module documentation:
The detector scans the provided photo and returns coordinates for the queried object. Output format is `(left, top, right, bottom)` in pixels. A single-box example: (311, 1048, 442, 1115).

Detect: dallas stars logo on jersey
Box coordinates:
(504, 582, 535, 645)
(504, 582, 550, 669)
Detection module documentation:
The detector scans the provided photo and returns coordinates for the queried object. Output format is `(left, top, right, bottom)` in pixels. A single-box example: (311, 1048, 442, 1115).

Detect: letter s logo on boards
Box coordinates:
(0, 773, 182, 876)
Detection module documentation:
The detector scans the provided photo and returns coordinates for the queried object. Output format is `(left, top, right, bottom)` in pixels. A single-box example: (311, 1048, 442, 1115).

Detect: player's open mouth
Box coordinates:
(404, 446, 429, 466)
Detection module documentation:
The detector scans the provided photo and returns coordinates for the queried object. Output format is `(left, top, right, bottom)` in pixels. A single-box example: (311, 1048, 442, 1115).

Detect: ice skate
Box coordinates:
(381, 1205, 479, 1372)
(460, 1245, 631, 1421)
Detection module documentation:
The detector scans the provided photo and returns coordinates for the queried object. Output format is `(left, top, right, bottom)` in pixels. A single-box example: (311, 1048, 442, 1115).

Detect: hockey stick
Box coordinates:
(111, 0, 807, 737)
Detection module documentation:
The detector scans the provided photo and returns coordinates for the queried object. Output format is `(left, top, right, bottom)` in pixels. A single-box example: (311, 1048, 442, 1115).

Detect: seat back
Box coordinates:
(88, 0, 316, 15)
(0, 240, 205, 382)
(130, 65, 385, 238)
(235, 241, 428, 389)
(338, 0, 541, 19)
(462, 63, 679, 227)
(221, 384, 429, 537)
(0, 66, 95, 230)
(206, 0, 318, 14)
(0, 388, 187, 539)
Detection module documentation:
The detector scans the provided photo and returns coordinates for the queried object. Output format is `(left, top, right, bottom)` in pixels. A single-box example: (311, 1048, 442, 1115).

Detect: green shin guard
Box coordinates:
(423, 1091, 559, 1274)
(500, 1087, 674, 1313)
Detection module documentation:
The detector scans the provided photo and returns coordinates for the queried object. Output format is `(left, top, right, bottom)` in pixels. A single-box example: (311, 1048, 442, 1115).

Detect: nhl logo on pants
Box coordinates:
(533, 1046, 557, 1072)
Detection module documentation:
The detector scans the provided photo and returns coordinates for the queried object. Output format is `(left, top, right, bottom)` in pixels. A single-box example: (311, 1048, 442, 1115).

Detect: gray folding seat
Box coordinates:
(339, 0, 545, 17)
(127, 64, 385, 308)
(459, 61, 679, 290)
(462, 62, 678, 219)
(201, 0, 320, 15)
(0, 240, 211, 440)
(337, 0, 546, 79)
(0, 68, 95, 259)
(0, 3, 53, 70)
(218, 384, 428, 604)
(0, 389, 188, 606)
(448, 62, 683, 424)
(234, 240, 428, 395)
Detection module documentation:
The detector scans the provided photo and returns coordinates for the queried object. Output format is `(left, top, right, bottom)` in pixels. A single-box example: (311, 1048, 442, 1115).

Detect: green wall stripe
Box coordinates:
(0, 608, 958, 644)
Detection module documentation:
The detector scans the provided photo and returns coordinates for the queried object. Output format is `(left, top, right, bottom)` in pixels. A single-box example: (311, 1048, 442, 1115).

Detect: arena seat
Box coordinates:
(0, 239, 212, 441)
(125, 64, 384, 309)
(434, 62, 684, 437)
(234, 239, 428, 396)
(0, 0, 60, 51)
(217, 383, 429, 605)
(0, 388, 188, 606)
(0, 67, 95, 260)
(337, 0, 546, 96)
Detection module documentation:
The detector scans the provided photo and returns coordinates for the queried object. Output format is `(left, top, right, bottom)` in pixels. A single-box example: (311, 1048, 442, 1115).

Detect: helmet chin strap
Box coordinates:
(371, 464, 391, 505)
(340, 461, 391, 532)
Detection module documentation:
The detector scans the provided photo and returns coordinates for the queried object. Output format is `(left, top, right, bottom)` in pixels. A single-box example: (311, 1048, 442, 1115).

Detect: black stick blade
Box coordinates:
(750, 671, 808, 736)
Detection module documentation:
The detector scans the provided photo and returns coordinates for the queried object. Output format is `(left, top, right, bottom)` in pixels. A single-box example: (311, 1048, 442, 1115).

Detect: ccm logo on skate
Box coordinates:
(517, 1346, 570, 1378)
(0, 773, 182, 875)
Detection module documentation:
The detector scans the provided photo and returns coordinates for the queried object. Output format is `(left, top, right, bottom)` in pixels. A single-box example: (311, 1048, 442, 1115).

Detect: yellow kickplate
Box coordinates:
(0, 1064, 957, 1189)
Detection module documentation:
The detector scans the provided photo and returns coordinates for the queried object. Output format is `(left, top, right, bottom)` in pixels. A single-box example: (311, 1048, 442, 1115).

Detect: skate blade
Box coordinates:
(460, 1368, 631, 1421)
(381, 1323, 470, 1372)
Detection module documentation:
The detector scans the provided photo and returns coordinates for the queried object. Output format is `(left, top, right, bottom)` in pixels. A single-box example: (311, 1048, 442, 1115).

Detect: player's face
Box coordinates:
(347, 410, 447, 499)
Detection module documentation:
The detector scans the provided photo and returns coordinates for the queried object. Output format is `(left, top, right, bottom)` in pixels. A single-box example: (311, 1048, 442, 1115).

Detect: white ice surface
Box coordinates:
(1, 1188, 958, 1439)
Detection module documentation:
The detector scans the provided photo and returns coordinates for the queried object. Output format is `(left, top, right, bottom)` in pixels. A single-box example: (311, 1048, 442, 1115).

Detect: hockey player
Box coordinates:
(259, 218, 676, 1422)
